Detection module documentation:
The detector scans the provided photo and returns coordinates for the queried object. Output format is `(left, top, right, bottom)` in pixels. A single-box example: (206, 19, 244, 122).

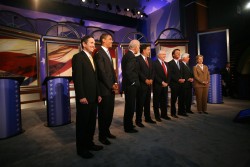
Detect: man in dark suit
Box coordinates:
(153, 50, 171, 122)
(136, 45, 156, 127)
(121, 39, 140, 133)
(181, 53, 194, 114)
(168, 49, 186, 118)
(221, 62, 232, 97)
(72, 35, 103, 159)
(94, 34, 118, 145)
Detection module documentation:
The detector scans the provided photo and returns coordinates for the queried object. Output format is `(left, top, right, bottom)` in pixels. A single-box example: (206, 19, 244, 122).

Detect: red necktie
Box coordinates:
(145, 58, 149, 67)
(162, 62, 167, 76)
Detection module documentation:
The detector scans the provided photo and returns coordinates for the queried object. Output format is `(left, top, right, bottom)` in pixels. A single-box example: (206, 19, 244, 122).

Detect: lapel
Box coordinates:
(140, 55, 149, 69)
(82, 51, 95, 72)
(100, 47, 113, 67)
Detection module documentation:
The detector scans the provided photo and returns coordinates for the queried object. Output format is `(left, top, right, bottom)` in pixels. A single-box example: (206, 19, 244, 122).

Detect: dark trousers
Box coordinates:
(153, 87, 168, 118)
(76, 101, 97, 153)
(98, 94, 115, 139)
(136, 86, 152, 123)
(170, 85, 184, 115)
(183, 87, 192, 112)
(124, 85, 137, 131)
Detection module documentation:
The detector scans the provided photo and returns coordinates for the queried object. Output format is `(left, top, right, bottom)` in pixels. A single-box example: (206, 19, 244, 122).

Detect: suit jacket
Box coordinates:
(72, 51, 100, 103)
(136, 55, 154, 89)
(181, 62, 194, 88)
(221, 67, 232, 84)
(168, 59, 184, 88)
(94, 47, 117, 96)
(153, 59, 170, 90)
(193, 64, 210, 88)
(121, 50, 140, 91)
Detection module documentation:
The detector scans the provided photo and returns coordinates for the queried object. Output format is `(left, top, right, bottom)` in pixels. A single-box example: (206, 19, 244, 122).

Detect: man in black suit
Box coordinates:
(153, 50, 171, 122)
(121, 39, 140, 133)
(168, 49, 186, 118)
(181, 53, 194, 114)
(136, 45, 156, 127)
(94, 34, 118, 145)
(72, 35, 103, 159)
(221, 62, 232, 97)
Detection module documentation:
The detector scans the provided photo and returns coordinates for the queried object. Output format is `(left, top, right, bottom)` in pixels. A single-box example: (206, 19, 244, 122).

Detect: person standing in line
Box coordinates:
(193, 55, 210, 114)
(72, 35, 103, 159)
(121, 39, 140, 133)
(181, 53, 194, 114)
(153, 50, 171, 122)
(168, 49, 186, 118)
(135, 44, 156, 127)
(94, 34, 118, 145)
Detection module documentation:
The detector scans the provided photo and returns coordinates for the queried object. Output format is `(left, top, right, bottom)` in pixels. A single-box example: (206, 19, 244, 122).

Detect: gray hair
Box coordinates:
(157, 50, 166, 57)
(128, 40, 140, 49)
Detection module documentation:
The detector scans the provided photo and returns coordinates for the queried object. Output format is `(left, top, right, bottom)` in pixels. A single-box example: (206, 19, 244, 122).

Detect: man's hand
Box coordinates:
(112, 83, 118, 90)
(178, 79, 185, 83)
(162, 81, 168, 87)
(80, 98, 88, 104)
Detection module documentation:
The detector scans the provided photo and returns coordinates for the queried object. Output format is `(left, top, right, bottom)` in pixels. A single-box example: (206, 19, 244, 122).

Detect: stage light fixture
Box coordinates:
(131, 9, 136, 15)
(94, 0, 99, 8)
(107, 3, 112, 10)
(124, 8, 130, 12)
(116, 5, 121, 12)
(82, 0, 86, 2)
(137, 11, 141, 14)
(246, 2, 250, 9)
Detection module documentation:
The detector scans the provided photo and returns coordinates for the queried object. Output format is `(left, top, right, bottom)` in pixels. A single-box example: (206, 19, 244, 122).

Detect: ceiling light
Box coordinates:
(246, 2, 250, 9)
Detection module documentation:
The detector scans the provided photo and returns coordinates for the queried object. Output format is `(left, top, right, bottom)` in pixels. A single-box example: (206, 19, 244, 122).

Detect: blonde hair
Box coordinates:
(196, 55, 203, 62)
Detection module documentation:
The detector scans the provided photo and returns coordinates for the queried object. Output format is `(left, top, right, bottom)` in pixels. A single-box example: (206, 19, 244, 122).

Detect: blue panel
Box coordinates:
(0, 79, 22, 139)
(208, 74, 223, 104)
(199, 30, 228, 74)
(46, 78, 71, 126)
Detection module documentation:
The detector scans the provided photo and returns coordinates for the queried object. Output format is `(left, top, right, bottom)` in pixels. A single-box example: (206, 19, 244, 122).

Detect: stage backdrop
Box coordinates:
(197, 29, 229, 74)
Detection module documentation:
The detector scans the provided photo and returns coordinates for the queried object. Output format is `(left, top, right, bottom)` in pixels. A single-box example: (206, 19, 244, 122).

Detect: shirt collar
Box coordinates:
(101, 46, 109, 53)
(83, 50, 92, 58)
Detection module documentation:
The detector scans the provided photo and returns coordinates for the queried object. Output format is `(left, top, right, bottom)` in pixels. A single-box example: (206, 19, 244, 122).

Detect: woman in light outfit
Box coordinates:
(193, 55, 210, 114)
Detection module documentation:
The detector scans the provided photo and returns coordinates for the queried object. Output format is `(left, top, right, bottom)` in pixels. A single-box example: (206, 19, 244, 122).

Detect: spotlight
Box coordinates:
(107, 3, 112, 10)
(246, 2, 250, 9)
(124, 8, 130, 12)
(137, 11, 141, 15)
(140, 14, 143, 18)
(82, 0, 86, 2)
(116, 5, 121, 12)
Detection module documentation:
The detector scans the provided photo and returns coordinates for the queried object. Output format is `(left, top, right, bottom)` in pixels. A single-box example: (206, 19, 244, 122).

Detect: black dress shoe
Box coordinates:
(203, 111, 208, 114)
(125, 129, 138, 133)
(99, 138, 111, 145)
(179, 113, 188, 117)
(78, 150, 94, 159)
(145, 119, 156, 124)
(155, 117, 162, 122)
(107, 134, 116, 139)
(171, 115, 179, 118)
(161, 116, 171, 120)
(89, 144, 103, 151)
(136, 122, 145, 127)
(187, 111, 194, 114)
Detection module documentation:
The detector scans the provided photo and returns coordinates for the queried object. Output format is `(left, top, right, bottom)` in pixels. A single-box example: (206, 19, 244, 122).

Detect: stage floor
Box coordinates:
(1, 96, 250, 167)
